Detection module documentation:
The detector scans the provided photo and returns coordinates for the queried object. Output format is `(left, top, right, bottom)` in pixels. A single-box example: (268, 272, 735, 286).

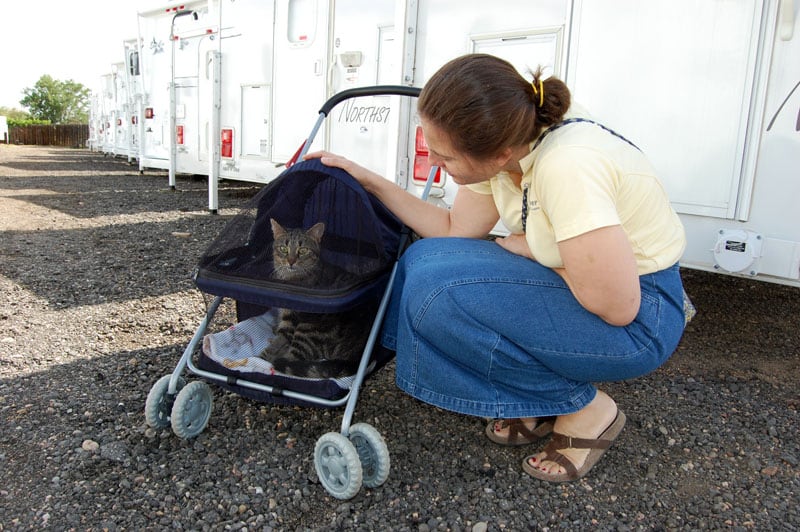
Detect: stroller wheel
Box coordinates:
(145, 375, 187, 429)
(348, 423, 390, 488)
(314, 432, 363, 500)
(170, 381, 213, 439)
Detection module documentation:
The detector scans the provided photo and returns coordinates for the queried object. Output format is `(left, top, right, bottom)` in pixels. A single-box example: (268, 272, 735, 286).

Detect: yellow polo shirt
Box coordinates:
(467, 113, 685, 275)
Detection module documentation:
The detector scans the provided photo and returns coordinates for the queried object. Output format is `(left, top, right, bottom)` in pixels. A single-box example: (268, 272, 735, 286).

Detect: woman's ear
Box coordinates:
(494, 147, 514, 167)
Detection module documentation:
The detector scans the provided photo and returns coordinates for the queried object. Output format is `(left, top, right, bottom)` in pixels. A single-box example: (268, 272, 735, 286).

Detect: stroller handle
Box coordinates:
(318, 85, 422, 116)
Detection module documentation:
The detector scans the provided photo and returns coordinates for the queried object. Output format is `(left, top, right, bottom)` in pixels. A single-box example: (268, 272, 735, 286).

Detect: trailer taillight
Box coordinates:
(413, 126, 442, 185)
(144, 107, 154, 119)
(221, 128, 233, 158)
(176, 125, 184, 145)
(131, 116, 138, 125)
(116, 118, 122, 126)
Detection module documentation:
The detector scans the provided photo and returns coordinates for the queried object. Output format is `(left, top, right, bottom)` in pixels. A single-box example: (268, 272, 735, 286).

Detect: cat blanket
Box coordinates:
(202, 310, 279, 374)
(202, 309, 363, 387)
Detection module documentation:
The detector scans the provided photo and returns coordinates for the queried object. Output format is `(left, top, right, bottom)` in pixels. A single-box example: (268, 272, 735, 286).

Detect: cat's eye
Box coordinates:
(278, 245, 289, 253)
(298, 248, 309, 255)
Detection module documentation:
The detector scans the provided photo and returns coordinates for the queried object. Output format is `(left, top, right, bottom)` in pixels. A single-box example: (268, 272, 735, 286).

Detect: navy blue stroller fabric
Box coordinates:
(193, 159, 403, 404)
(195, 158, 404, 313)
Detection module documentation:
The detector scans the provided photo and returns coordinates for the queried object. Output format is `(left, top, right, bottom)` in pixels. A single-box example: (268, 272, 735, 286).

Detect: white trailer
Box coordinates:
(137, 3, 193, 173)
(400, 0, 800, 288)
(98, 71, 117, 154)
(156, 0, 402, 210)
(110, 61, 135, 158)
(117, 38, 143, 163)
(0, 116, 8, 144)
(111, 0, 798, 287)
(86, 89, 103, 151)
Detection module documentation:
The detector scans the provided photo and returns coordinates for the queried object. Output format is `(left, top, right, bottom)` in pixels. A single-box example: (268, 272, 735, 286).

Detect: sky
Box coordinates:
(0, 1, 157, 110)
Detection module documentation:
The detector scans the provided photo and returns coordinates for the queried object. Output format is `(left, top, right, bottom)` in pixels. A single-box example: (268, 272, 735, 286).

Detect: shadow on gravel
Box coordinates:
(0, 218, 234, 308)
(1, 174, 259, 217)
(0, 149, 137, 175)
(11, 186, 210, 217)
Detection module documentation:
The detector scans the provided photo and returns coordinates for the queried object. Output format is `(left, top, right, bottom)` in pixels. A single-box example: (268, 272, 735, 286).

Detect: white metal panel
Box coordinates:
(471, 28, 564, 79)
(412, 0, 570, 87)
(171, 4, 214, 176)
(272, 0, 330, 162)
(679, 0, 800, 286)
(328, 0, 399, 178)
(567, 0, 764, 219)
(137, 8, 176, 168)
(405, 0, 571, 204)
(216, 0, 279, 182)
(123, 40, 142, 161)
(241, 84, 272, 158)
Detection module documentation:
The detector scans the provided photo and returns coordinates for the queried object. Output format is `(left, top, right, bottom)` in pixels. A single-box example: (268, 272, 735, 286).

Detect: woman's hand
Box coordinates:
(495, 233, 534, 259)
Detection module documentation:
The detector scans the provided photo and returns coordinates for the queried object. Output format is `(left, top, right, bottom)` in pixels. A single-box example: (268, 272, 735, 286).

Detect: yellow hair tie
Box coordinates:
(531, 79, 544, 107)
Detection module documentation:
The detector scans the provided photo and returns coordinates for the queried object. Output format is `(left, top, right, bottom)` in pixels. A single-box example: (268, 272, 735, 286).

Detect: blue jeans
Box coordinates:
(381, 238, 686, 419)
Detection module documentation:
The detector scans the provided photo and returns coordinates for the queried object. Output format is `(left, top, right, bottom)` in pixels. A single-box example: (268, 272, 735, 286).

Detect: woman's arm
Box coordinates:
(305, 151, 500, 238)
(554, 225, 641, 326)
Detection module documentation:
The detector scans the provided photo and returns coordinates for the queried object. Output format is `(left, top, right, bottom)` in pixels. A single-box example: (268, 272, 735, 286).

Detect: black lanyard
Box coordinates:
(521, 118, 640, 232)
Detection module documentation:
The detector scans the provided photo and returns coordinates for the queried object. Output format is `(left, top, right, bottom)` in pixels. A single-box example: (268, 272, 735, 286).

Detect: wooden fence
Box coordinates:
(8, 125, 89, 147)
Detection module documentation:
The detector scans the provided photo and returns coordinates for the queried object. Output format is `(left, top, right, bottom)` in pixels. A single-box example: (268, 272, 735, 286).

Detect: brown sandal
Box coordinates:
(522, 410, 626, 482)
(485, 417, 555, 446)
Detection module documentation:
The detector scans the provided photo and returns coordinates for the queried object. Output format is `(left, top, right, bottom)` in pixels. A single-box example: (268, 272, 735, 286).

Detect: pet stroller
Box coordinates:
(145, 86, 435, 500)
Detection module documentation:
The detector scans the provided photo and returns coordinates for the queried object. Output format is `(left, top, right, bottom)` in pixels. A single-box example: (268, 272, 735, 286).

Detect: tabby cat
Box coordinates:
(253, 219, 374, 378)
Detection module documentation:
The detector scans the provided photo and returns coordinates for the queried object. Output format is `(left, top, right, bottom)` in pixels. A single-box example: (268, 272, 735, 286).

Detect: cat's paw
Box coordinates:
(222, 358, 249, 368)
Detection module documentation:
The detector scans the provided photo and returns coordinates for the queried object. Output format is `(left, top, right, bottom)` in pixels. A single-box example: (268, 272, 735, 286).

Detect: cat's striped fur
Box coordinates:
(257, 219, 373, 378)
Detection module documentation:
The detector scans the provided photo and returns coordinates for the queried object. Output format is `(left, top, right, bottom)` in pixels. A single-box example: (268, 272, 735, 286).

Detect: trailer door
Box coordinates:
(272, 0, 330, 162)
(567, 0, 767, 219)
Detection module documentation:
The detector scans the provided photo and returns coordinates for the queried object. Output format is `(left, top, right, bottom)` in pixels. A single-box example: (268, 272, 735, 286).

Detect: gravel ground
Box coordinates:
(1, 144, 798, 531)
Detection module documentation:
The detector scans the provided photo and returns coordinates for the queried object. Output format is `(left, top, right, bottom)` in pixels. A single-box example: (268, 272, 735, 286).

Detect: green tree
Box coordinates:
(0, 106, 30, 121)
(20, 75, 90, 124)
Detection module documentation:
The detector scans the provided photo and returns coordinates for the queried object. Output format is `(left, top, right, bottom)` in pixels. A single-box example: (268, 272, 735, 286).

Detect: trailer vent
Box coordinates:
(713, 229, 763, 276)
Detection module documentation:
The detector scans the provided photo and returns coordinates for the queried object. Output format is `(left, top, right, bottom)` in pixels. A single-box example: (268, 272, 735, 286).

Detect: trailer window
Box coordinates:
(129, 50, 140, 76)
(287, 0, 317, 45)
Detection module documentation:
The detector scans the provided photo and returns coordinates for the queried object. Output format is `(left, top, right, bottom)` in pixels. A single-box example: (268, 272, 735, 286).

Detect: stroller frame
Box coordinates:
(145, 86, 436, 500)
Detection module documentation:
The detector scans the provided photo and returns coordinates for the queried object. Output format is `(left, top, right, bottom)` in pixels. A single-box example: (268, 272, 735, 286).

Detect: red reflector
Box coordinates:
(144, 108, 154, 119)
(413, 155, 442, 185)
(413, 126, 442, 184)
(176, 125, 184, 145)
(415, 126, 429, 153)
(116, 118, 122, 126)
(131, 116, 137, 125)
(221, 128, 233, 158)
(299, 35, 308, 41)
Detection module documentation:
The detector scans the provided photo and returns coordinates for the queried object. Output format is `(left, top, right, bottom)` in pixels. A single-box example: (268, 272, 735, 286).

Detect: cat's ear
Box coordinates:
(270, 218, 286, 238)
(307, 222, 325, 243)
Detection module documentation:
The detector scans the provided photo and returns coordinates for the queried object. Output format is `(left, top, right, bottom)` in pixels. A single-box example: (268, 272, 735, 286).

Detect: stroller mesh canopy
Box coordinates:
(195, 159, 403, 312)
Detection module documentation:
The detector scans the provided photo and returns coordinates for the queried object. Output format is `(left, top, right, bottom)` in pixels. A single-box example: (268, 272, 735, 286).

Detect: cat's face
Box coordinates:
(270, 219, 325, 282)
